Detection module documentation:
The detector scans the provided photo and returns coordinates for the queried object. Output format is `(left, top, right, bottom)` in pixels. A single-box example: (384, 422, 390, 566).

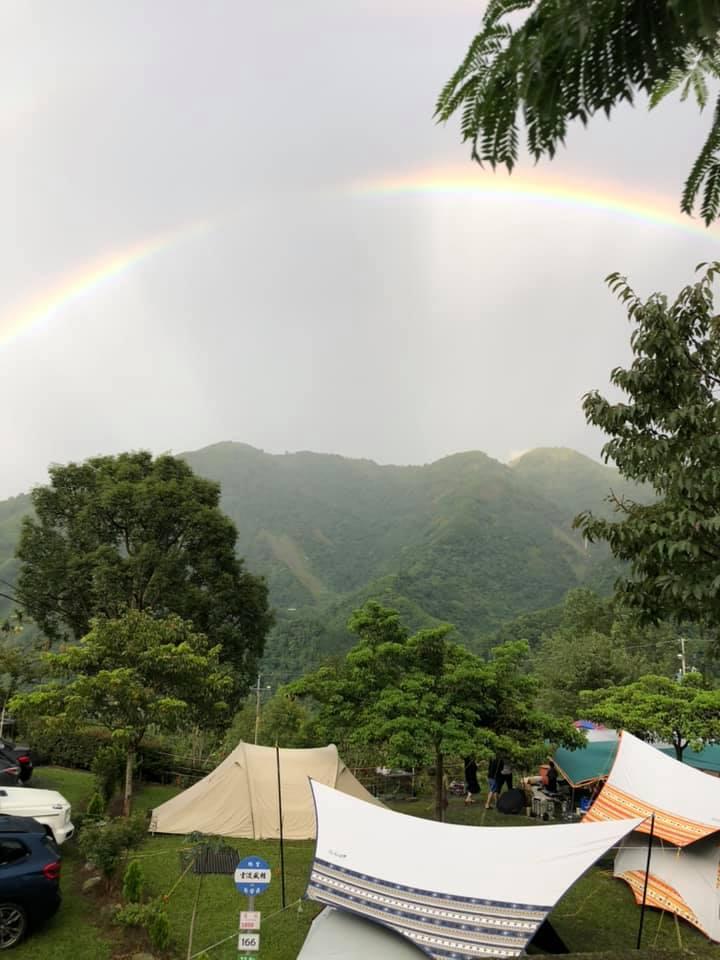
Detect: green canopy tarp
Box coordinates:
(659, 743, 720, 774)
(554, 740, 617, 788)
(554, 739, 720, 787)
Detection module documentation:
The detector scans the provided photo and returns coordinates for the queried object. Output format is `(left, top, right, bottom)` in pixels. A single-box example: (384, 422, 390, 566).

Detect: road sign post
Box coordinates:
(234, 857, 271, 956)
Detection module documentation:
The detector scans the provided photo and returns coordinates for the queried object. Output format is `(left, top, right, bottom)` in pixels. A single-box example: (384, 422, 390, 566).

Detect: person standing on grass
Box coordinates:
(496, 758, 513, 795)
(485, 755, 502, 809)
(464, 757, 480, 805)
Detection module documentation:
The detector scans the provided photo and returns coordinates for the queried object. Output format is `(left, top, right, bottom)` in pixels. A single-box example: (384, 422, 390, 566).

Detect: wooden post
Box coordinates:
(636, 813, 656, 949)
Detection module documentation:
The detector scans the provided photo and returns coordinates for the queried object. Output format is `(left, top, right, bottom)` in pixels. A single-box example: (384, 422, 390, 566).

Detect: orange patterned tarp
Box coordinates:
(619, 870, 705, 937)
(584, 783, 715, 847)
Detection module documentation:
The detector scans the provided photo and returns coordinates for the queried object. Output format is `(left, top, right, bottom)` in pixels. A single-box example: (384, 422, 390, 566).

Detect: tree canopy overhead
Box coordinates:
(290, 601, 580, 820)
(436, 1, 720, 223)
(574, 263, 720, 638)
(581, 672, 720, 760)
(16, 451, 272, 684)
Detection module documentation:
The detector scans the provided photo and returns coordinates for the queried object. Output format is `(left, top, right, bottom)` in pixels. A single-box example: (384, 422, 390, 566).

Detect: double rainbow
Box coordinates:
(2, 166, 716, 350)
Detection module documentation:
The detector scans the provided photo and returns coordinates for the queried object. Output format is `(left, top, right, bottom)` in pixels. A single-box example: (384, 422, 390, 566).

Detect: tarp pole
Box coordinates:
(276, 743, 287, 908)
(636, 812, 655, 949)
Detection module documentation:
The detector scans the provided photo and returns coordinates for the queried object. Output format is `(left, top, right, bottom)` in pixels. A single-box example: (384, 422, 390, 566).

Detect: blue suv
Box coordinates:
(0, 816, 61, 949)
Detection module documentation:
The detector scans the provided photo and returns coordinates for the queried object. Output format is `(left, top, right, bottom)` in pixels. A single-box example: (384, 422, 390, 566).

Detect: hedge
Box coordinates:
(29, 727, 213, 784)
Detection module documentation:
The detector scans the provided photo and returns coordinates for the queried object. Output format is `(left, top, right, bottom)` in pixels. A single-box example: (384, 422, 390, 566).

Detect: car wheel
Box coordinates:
(0, 904, 27, 949)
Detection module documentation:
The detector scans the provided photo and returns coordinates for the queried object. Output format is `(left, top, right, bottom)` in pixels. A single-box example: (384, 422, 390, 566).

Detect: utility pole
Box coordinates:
(254, 674, 262, 745)
(253, 674, 272, 744)
(677, 637, 687, 678)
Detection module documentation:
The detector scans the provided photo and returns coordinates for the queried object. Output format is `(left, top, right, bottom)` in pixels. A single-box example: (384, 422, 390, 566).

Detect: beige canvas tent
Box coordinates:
(149, 742, 377, 840)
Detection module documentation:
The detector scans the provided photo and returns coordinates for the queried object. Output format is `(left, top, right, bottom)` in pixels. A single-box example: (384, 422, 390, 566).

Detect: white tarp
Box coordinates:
(585, 731, 720, 846)
(307, 780, 641, 959)
(149, 742, 377, 840)
(298, 907, 424, 959)
(614, 833, 720, 942)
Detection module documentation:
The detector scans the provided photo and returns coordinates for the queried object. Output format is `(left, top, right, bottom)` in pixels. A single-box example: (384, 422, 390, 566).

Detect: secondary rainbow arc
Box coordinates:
(0, 218, 213, 349)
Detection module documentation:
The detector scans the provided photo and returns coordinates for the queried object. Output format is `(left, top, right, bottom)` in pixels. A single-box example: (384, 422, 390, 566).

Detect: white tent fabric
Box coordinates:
(307, 780, 641, 959)
(614, 833, 720, 942)
(585, 731, 720, 846)
(149, 742, 377, 840)
(298, 907, 424, 959)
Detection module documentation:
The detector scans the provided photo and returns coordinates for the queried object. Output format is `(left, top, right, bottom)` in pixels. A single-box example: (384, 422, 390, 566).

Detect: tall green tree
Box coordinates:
(220, 692, 318, 754)
(574, 264, 720, 641)
(15, 452, 272, 685)
(291, 601, 579, 820)
(0, 614, 39, 735)
(581, 672, 720, 760)
(533, 589, 684, 713)
(436, 1, 720, 223)
(536, 629, 634, 717)
(11, 610, 232, 813)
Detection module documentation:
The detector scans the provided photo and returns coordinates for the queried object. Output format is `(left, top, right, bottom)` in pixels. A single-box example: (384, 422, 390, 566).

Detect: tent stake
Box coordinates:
(636, 812, 655, 949)
(276, 743, 287, 908)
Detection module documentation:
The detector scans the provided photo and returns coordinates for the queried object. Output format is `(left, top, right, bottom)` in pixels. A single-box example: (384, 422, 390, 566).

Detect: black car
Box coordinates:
(0, 737, 33, 783)
(0, 744, 31, 785)
(0, 816, 61, 949)
(0, 755, 20, 791)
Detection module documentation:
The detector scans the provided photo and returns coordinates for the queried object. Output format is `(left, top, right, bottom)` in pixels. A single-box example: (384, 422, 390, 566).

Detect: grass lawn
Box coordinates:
(11, 771, 718, 959)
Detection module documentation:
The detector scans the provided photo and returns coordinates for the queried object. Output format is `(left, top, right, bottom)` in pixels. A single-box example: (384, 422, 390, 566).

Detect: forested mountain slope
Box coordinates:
(0, 443, 647, 677)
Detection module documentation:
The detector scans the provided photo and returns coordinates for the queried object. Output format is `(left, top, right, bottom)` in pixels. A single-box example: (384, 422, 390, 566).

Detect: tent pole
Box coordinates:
(636, 812, 655, 949)
(276, 743, 287, 908)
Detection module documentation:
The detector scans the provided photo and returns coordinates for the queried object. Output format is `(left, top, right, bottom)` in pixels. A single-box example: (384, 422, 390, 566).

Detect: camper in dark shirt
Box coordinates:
(485, 756, 503, 809)
(546, 760, 558, 793)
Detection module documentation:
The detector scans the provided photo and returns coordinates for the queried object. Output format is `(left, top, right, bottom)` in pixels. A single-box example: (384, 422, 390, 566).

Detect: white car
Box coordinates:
(0, 787, 74, 844)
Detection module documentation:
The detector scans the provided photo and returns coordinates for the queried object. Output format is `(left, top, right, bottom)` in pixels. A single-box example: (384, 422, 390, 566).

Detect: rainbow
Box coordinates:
(353, 167, 720, 241)
(0, 217, 213, 348)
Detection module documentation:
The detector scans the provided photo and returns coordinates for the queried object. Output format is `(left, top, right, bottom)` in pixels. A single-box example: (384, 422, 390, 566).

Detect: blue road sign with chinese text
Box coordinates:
(234, 856, 272, 896)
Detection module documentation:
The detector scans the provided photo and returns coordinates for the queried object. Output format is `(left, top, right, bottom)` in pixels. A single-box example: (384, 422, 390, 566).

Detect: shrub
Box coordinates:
(78, 815, 147, 879)
(85, 792, 106, 818)
(116, 897, 170, 952)
(91, 744, 125, 802)
(145, 900, 171, 952)
(122, 860, 144, 903)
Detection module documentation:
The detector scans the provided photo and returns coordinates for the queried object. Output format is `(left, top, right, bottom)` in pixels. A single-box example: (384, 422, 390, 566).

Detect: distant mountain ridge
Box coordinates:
(0, 442, 649, 677)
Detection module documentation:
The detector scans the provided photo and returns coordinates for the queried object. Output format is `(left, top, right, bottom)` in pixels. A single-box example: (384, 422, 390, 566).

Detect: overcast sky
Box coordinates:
(1, 1, 718, 498)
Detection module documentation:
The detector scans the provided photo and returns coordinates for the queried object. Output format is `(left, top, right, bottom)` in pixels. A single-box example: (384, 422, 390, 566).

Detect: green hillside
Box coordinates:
(509, 447, 653, 519)
(0, 443, 642, 679)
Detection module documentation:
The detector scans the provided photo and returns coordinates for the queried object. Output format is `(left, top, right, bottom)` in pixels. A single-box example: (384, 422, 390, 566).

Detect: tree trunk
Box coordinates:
(674, 738, 685, 762)
(123, 747, 135, 816)
(434, 751, 445, 822)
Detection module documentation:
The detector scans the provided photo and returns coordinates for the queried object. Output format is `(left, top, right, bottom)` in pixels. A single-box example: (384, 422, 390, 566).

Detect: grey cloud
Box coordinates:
(0, 1, 716, 496)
